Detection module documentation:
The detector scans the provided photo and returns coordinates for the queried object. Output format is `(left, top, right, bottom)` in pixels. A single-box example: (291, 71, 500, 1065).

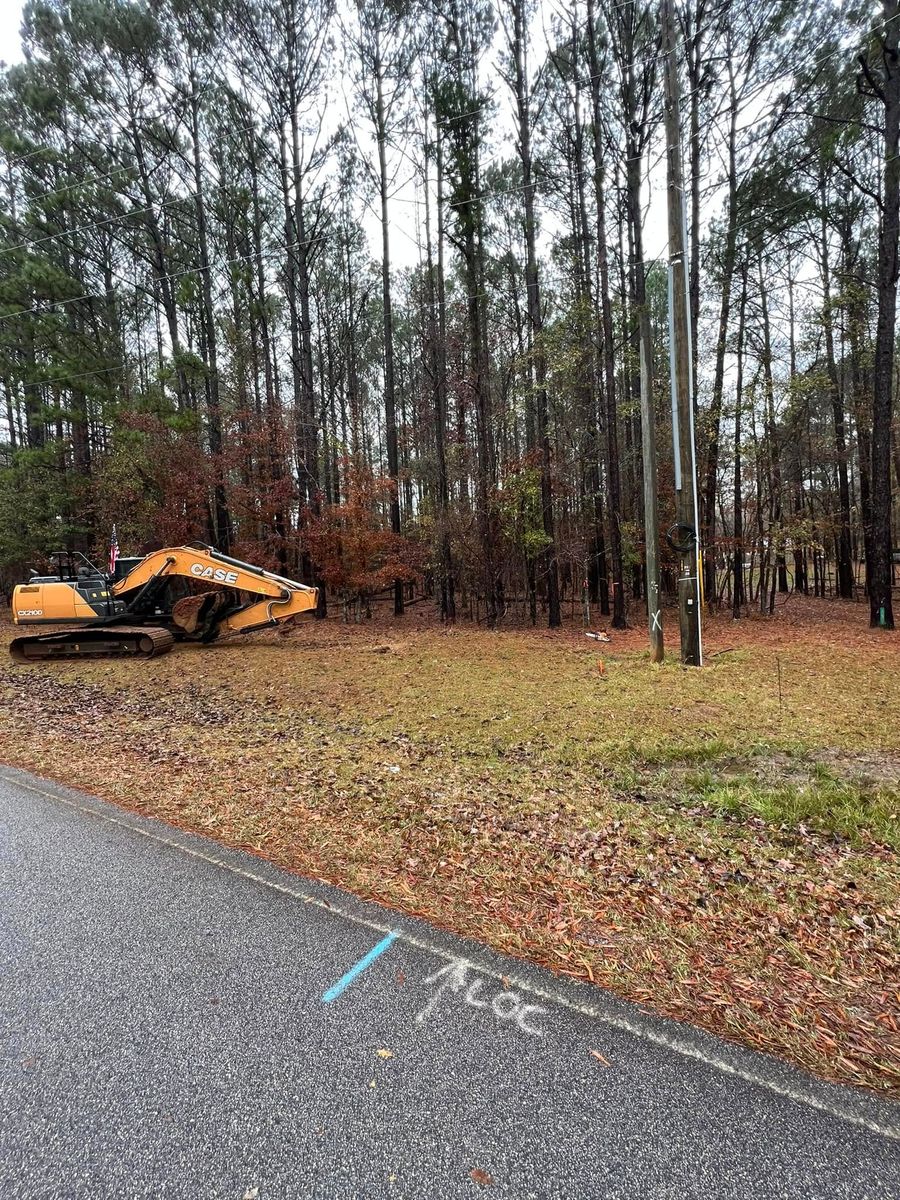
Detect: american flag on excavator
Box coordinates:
(108, 524, 119, 575)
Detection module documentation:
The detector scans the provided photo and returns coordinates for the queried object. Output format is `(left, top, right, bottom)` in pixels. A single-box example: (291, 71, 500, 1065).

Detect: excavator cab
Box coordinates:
(12, 551, 123, 625)
(26, 550, 104, 585)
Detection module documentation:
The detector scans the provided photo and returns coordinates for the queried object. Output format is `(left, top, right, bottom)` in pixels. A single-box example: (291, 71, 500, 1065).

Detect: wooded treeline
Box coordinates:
(1, 0, 898, 628)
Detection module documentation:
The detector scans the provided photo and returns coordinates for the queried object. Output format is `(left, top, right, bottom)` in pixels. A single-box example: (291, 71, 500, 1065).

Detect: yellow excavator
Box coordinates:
(9, 545, 318, 662)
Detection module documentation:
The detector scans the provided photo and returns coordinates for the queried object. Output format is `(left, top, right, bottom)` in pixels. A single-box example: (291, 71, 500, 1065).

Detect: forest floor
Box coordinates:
(1, 595, 899, 1097)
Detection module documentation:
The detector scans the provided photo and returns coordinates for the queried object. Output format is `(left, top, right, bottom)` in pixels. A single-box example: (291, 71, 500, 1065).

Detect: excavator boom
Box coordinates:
(112, 546, 318, 634)
(9, 545, 318, 662)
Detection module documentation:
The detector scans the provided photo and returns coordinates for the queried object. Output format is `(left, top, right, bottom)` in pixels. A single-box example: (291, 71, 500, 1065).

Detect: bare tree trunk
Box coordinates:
(189, 68, 231, 552)
(506, 0, 561, 627)
(819, 170, 854, 599)
(247, 130, 288, 558)
(703, 61, 739, 604)
(587, 0, 626, 628)
(758, 261, 784, 610)
(443, 0, 499, 623)
(732, 260, 748, 617)
(372, 47, 404, 616)
(425, 103, 455, 622)
(680, 0, 709, 396)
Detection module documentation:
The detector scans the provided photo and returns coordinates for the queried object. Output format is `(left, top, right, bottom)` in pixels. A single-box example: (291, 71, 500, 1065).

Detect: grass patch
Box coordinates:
(682, 767, 900, 850)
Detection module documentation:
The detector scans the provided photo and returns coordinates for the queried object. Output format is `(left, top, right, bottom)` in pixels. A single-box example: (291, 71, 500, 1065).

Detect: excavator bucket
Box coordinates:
(171, 591, 229, 637)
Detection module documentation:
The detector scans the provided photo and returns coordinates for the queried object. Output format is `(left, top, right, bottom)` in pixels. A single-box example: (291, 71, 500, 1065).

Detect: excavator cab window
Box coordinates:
(112, 556, 143, 583)
(45, 550, 106, 584)
(27, 550, 118, 615)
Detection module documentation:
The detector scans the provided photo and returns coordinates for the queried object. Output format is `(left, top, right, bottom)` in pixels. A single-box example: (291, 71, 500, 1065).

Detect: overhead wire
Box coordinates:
(0, 194, 197, 260)
(0, 230, 332, 323)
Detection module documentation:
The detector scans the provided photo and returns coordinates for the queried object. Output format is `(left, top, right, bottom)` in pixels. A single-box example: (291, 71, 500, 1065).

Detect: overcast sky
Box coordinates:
(0, 2, 24, 66)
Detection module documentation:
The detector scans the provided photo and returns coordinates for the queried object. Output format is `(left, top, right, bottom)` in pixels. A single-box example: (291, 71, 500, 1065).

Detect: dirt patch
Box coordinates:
(812, 748, 900, 786)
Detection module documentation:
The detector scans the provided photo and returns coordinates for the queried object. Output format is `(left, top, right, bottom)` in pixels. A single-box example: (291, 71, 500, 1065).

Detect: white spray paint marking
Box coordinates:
(417, 959, 548, 1037)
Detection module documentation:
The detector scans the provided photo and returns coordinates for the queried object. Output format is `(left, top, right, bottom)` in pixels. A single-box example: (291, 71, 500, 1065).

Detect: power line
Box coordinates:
(9, 163, 134, 207)
(0, 231, 331, 324)
(1, 103, 302, 257)
(0, 102, 296, 214)
(24, 364, 125, 390)
(0, 194, 196, 260)
(2, 142, 56, 170)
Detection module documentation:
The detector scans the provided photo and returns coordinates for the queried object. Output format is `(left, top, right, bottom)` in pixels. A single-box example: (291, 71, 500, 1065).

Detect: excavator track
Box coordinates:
(9, 625, 175, 663)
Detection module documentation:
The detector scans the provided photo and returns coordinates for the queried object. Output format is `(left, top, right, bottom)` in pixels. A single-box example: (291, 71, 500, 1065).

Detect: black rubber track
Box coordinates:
(8, 625, 175, 662)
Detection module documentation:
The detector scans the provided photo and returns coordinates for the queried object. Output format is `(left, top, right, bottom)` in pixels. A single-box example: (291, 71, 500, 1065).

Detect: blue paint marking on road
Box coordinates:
(321, 931, 399, 1003)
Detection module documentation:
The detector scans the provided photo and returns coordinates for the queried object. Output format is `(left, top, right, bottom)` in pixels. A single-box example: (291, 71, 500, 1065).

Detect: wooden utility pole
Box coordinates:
(662, 0, 702, 666)
(639, 313, 664, 662)
(865, 0, 899, 630)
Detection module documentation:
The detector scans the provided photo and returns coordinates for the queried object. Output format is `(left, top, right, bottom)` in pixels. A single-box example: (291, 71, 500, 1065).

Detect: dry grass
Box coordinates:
(1, 595, 899, 1096)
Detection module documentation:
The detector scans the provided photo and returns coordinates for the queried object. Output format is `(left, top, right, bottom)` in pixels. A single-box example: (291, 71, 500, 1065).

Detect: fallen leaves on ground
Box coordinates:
(469, 1168, 494, 1186)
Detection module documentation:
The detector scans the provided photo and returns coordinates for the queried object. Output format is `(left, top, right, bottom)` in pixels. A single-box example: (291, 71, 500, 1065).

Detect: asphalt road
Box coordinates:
(1, 767, 898, 1199)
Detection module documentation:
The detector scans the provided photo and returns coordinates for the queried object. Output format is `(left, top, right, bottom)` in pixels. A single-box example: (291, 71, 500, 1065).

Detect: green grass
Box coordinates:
(680, 765, 900, 850)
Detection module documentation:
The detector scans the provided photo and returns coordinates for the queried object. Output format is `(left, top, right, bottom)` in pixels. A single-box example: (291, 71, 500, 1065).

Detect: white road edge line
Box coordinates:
(5, 771, 899, 1144)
